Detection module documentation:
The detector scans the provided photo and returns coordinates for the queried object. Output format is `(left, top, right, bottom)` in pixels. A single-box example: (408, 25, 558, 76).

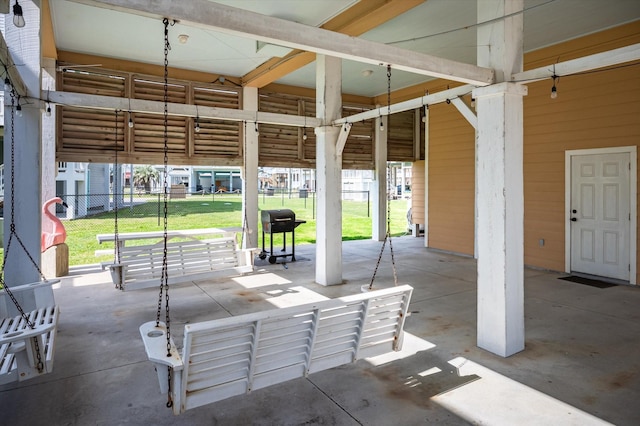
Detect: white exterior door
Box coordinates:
(570, 153, 630, 280)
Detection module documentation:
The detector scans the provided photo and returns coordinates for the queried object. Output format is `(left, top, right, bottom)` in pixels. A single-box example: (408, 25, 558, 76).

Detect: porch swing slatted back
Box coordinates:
(140, 285, 413, 414)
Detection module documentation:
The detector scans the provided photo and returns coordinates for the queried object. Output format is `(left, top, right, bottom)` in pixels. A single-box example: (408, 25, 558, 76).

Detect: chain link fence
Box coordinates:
(1, 188, 408, 267)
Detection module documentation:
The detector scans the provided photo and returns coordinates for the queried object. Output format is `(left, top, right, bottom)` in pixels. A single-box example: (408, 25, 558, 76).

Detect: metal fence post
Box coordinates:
(367, 190, 370, 217)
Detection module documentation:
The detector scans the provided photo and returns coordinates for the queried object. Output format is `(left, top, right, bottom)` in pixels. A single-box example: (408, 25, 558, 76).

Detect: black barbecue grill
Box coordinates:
(259, 209, 306, 264)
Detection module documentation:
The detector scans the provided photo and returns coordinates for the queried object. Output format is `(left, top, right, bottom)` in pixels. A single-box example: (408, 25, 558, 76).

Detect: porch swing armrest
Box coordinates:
(237, 247, 257, 269)
(0, 306, 59, 345)
(1, 280, 60, 294)
(139, 321, 183, 370)
(0, 321, 56, 346)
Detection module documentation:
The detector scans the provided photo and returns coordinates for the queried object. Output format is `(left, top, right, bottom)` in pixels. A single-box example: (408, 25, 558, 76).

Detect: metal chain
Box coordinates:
(368, 65, 398, 289)
(386, 65, 398, 286)
(0, 90, 45, 372)
(156, 17, 173, 409)
(113, 110, 122, 289)
(241, 122, 249, 248)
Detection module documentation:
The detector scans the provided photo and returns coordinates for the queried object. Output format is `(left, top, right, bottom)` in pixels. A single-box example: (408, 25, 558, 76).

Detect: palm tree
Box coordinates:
(133, 165, 159, 194)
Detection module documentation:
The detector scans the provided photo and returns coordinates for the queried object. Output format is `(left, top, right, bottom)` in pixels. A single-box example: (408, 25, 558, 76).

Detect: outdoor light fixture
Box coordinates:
(302, 116, 307, 140)
(46, 103, 52, 117)
(16, 103, 22, 117)
(550, 76, 558, 99)
(379, 117, 384, 131)
(550, 65, 558, 100)
(4, 76, 11, 90)
(128, 98, 134, 127)
(214, 76, 242, 87)
(195, 105, 200, 132)
(13, 1, 25, 28)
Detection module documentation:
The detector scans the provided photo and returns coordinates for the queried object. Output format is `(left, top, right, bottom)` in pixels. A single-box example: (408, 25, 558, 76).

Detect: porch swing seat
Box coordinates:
(0, 280, 60, 384)
(107, 237, 254, 291)
(140, 284, 413, 415)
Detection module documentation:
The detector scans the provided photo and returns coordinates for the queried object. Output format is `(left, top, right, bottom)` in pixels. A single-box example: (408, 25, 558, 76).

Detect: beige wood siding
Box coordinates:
(428, 102, 476, 255)
(523, 23, 640, 276)
(411, 160, 425, 225)
(424, 22, 640, 281)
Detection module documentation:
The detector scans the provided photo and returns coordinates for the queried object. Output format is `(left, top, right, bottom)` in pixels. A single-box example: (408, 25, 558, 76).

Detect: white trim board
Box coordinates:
(564, 146, 637, 285)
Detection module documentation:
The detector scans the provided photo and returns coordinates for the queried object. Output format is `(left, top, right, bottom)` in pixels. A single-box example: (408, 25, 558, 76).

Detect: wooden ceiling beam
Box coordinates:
(42, 0, 57, 59)
(243, 0, 426, 88)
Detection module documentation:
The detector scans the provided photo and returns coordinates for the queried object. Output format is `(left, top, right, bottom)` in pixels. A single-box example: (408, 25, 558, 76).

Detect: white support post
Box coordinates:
(372, 115, 388, 242)
(242, 87, 259, 249)
(315, 55, 342, 286)
(42, 58, 57, 204)
(423, 106, 429, 248)
(412, 109, 421, 238)
(3, 1, 43, 285)
(474, 0, 525, 358)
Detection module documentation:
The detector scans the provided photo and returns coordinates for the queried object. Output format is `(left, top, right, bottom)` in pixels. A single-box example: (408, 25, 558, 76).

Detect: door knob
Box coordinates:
(570, 217, 577, 222)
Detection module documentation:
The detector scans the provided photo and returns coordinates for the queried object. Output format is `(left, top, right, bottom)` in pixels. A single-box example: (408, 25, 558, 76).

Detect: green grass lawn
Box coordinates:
(3, 193, 411, 267)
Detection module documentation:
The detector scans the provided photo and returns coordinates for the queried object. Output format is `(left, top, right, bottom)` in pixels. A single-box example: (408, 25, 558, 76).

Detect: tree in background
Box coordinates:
(133, 165, 159, 193)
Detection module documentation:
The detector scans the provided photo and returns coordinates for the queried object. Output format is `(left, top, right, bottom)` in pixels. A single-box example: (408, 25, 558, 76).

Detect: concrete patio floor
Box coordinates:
(2, 236, 639, 425)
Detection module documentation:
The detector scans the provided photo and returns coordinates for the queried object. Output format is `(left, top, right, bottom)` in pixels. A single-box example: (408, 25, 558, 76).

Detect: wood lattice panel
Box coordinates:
(259, 92, 302, 166)
(56, 66, 388, 168)
(388, 110, 415, 161)
(193, 86, 242, 158)
(58, 69, 127, 157)
(59, 107, 125, 154)
(57, 67, 244, 165)
(260, 92, 375, 169)
(132, 77, 187, 155)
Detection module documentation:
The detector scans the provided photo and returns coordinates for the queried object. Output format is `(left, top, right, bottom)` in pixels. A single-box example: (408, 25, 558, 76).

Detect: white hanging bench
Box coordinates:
(140, 284, 413, 415)
(105, 237, 254, 291)
(0, 280, 60, 384)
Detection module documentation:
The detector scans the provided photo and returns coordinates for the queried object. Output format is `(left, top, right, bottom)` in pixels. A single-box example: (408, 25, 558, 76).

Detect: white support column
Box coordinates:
(315, 55, 342, 286)
(411, 108, 421, 238)
(67, 179, 77, 220)
(423, 106, 429, 247)
(3, 1, 43, 285)
(42, 58, 56, 203)
(242, 86, 259, 249)
(372, 115, 388, 241)
(474, 0, 525, 357)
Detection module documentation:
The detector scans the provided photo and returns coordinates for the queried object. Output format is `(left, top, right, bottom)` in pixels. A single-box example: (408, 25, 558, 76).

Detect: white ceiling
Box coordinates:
(49, 0, 640, 97)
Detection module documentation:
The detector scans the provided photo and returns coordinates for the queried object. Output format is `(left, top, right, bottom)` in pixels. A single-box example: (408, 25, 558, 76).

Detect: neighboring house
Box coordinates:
(192, 166, 242, 193)
(161, 165, 243, 193)
(56, 162, 110, 219)
(342, 169, 374, 202)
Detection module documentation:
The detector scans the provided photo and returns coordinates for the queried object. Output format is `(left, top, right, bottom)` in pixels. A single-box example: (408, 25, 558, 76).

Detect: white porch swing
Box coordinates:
(138, 20, 412, 415)
(0, 90, 60, 384)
